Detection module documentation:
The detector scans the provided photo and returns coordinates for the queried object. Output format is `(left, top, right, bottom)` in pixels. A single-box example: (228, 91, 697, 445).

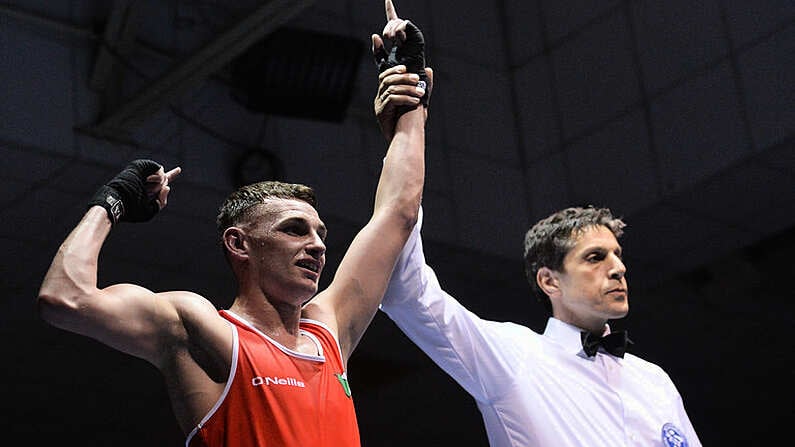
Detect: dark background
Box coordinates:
(2, 1, 794, 445)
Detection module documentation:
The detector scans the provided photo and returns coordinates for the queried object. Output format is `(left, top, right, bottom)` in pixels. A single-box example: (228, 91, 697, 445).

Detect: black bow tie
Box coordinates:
(580, 331, 632, 358)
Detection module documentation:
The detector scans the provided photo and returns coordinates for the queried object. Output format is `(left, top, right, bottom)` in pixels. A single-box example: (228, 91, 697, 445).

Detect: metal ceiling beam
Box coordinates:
(0, 3, 96, 41)
(89, 0, 140, 113)
(91, 0, 316, 136)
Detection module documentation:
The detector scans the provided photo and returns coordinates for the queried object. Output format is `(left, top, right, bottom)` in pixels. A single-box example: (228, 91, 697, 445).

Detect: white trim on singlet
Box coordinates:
(223, 310, 325, 362)
(299, 317, 345, 368)
(184, 319, 239, 447)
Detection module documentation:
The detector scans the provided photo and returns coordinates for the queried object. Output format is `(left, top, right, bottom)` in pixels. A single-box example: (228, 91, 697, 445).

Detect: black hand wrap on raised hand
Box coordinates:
(374, 20, 429, 106)
(88, 159, 163, 226)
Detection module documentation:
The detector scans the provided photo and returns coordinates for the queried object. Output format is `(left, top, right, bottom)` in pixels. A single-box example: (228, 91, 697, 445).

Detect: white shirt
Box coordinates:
(380, 210, 701, 447)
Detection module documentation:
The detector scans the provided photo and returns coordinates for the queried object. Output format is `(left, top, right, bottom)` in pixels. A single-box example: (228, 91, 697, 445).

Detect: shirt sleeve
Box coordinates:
(380, 207, 520, 403)
(671, 383, 702, 447)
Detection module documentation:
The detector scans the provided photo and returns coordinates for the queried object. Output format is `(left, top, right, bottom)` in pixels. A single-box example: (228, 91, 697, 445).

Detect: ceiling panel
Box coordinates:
(552, 10, 641, 140)
(650, 61, 750, 194)
(630, 0, 727, 95)
(566, 108, 660, 215)
(738, 24, 795, 150)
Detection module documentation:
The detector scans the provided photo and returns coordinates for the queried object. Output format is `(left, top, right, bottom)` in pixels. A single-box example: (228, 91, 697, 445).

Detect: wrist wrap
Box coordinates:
(374, 20, 429, 106)
(88, 159, 163, 225)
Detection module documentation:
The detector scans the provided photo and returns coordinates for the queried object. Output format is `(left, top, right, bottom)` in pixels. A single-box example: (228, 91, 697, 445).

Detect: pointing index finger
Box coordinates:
(165, 166, 182, 183)
(385, 0, 398, 21)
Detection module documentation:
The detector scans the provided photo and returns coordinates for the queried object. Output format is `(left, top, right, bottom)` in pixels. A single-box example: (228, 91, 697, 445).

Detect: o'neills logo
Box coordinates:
(252, 376, 306, 387)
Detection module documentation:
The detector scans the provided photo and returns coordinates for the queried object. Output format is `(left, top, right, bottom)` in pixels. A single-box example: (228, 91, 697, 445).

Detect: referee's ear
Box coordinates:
(536, 267, 560, 299)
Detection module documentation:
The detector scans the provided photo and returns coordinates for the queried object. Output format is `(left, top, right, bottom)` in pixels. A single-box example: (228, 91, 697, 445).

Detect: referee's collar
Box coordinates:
(543, 318, 612, 356)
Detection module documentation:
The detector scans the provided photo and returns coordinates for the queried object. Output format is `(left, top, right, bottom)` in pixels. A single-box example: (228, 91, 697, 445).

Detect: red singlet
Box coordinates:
(186, 310, 360, 447)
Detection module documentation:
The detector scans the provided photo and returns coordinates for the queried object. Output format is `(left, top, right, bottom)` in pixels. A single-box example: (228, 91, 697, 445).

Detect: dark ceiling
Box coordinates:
(2, 0, 794, 445)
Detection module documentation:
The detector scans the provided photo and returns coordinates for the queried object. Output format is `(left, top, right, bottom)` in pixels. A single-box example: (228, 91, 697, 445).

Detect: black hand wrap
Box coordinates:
(374, 20, 429, 107)
(88, 159, 163, 226)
